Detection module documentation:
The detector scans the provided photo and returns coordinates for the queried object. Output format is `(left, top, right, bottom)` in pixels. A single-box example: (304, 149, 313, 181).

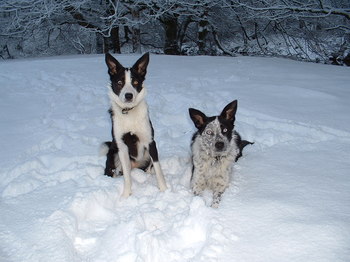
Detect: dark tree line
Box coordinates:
(0, 0, 349, 65)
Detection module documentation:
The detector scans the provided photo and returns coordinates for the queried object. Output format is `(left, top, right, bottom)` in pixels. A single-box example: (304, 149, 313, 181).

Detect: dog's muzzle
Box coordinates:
(125, 93, 133, 102)
(215, 141, 225, 151)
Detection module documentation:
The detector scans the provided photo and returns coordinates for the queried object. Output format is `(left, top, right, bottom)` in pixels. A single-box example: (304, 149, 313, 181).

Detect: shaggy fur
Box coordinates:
(103, 53, 167, 198)
(189, 100, 253, 208)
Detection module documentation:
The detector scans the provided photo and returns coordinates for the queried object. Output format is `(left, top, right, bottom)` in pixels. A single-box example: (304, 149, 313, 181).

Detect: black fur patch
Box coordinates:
(234, 132, 254, 162)
(149, 140, 159, 162)
(112, 70, 126, 96)
(122, 132, 140, 159)
(218, 117, 234, 141)
(104, 141, 119, 177)
(130, 68, 145, 93)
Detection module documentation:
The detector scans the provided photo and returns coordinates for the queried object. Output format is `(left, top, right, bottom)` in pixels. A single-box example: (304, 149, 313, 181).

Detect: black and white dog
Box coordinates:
(189, 100, 253, 208)
(102, 53, 167, 198)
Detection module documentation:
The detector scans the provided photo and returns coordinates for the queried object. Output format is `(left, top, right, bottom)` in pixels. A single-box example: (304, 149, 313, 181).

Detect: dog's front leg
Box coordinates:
(191, 171, 206, 196)
(118, 143, 132, 198)
(211, 191, 225, 208)
(211, 175, 228, 208)
(149, 141, 167, 191)
(191, 159, 207, 196)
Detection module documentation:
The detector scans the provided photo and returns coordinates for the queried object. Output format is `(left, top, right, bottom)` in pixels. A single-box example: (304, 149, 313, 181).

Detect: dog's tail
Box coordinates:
(99, 141, 112, 156)
(240, 140, 254, 151)
(235, 140, 254, 162)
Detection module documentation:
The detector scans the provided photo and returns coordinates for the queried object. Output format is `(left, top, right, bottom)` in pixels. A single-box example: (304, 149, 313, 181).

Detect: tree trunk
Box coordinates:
(96, 33, 104, 54)
(132, 27, 141, 53)
(131, 10, 141, 53)
(102, 28, 120, 54)
(161, 14, 180, 55)
(111, 26, 121, 53)
(198, 15, 210, 55)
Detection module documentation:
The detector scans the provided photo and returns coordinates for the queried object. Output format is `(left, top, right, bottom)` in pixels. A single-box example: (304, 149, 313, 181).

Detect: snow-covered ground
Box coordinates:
(0, 54, 349, 262)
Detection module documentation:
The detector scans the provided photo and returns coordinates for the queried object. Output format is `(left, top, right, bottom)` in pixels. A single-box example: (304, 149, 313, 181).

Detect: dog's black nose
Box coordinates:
(125, 93, 133, 101)
(215, 142, 225, 151)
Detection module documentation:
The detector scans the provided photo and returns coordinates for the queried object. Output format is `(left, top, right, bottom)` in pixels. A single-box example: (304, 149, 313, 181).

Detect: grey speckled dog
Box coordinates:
(189, 100, 253, 208)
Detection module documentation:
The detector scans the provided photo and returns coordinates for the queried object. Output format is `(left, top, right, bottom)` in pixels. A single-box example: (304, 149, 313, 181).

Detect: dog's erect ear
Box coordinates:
(220, 100, 238, 123)
(132, 52, 150, 77)
(189, 108, 207, 129)
(105, 53, 123, 75)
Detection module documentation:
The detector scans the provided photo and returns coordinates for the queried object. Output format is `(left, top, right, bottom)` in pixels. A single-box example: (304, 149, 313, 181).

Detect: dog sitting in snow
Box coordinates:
(189, 100, 253, 208)
(102, 53, 167, 198)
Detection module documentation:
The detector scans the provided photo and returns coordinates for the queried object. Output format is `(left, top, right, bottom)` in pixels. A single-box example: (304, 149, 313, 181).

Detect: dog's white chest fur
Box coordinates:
(111, 100, 153, 152)
(191, 130, 239, 208)
(191, 135, 239, 186)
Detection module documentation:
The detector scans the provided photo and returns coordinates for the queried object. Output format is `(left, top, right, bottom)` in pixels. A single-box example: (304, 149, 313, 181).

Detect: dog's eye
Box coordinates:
(223, 128, 228, 133)
(117, 80, 123, 85)
(206, 129, 213, 136)
(133, 80, 139, 85)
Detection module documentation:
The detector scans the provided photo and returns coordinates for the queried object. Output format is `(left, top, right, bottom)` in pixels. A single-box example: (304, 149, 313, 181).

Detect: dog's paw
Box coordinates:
(158, 182, 168, 192)
(210, 202, 220, 208)
(113, 169, 123, 177)
(120, 189, 132, 199)
(211, 191, 223, 208)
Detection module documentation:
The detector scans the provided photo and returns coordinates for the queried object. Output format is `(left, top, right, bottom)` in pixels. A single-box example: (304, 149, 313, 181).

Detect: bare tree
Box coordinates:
(220, 0, 350, 63)
(0, 0, 349, 64)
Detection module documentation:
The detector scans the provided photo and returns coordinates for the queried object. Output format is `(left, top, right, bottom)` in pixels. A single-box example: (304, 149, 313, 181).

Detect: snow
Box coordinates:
(1, 54, 350, 262)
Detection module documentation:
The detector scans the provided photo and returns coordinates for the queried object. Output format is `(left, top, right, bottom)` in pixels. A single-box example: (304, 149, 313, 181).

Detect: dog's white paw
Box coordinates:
(211, 202, 219, 208)
(120, 190, 132, 199)
(159, 184, 168, 192)
(160, 187, 167, 192)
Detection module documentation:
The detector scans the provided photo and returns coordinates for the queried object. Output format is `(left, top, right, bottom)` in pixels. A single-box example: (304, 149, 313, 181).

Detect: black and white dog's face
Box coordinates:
(189, 100, 238, 157)
(105, 53, 149, 110)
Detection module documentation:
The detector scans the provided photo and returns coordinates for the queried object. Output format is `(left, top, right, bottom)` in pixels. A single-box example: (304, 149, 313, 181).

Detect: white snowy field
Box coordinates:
(0, 54, 350, 262)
